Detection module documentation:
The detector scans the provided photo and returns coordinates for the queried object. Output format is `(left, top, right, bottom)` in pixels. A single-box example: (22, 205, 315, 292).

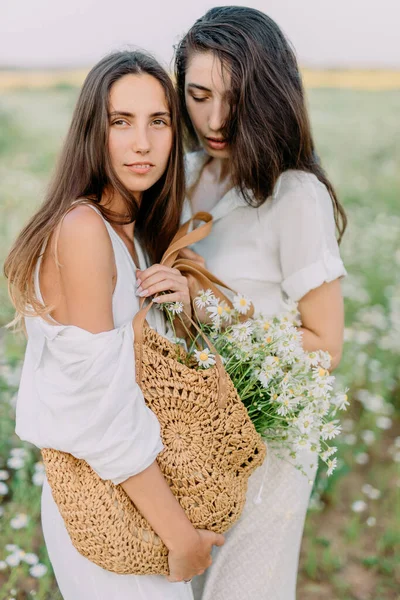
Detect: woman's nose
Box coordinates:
(132, 126, 151, 154)
(208, 100, 225, 133)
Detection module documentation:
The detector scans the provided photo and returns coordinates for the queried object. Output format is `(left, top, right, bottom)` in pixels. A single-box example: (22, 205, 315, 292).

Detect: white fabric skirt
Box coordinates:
(191, 447, 317, 600)
(41, 477, 194, 600)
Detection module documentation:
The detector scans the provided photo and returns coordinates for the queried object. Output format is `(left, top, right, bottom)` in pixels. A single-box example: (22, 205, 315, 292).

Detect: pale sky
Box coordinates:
(1, 0, 399, 69)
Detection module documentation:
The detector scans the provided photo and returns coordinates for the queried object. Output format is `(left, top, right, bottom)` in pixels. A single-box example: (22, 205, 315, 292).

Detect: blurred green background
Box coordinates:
(0, 78, 399, 599)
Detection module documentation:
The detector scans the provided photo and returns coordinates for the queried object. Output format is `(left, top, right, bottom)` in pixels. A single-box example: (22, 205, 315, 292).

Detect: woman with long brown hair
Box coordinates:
(4, 50, 223, 599)
(172, 6, 346, 599)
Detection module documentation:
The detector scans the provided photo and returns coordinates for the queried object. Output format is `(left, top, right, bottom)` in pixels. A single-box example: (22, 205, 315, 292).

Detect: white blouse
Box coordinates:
(183, 151, 346, 317)
(15, 206, 165, 485)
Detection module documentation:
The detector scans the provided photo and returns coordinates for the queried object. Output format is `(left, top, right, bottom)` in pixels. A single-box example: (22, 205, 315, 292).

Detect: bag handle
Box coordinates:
(133, 212, 231, 408)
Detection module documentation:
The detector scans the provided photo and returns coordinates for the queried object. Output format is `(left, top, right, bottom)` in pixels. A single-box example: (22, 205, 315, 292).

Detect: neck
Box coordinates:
(207, 156, 231, 184)
(101, 187, 141, 237)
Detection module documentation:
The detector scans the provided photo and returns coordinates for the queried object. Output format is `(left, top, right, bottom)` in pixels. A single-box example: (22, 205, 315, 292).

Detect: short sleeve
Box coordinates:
(275, 173, 346, 302)
(23, 320, 163, 485)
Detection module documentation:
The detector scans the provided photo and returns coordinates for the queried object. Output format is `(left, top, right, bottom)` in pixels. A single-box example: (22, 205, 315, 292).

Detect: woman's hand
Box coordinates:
(136, 265, 191, 317)
(167, 529, 225, 583)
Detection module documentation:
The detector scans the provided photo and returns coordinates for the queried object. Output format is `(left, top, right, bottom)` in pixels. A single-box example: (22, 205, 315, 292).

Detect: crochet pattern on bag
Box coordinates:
(42, 327, 266, 575)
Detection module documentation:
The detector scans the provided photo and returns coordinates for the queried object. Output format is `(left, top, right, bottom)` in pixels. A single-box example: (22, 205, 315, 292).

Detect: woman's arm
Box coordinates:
(54, 206, 223, 581)
(298, 279, 344, 370)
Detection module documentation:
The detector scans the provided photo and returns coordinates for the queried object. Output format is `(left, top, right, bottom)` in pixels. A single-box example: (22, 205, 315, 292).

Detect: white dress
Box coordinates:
(15, 205, 194, 600)
(183, 152, 347, 600)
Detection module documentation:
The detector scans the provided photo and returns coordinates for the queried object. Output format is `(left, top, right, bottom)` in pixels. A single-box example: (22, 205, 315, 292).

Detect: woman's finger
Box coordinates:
(137, 273, 185, 296)
(136, 264, 180, 286)
(153, 292, 189, 305)
(137, 277, 187, 298)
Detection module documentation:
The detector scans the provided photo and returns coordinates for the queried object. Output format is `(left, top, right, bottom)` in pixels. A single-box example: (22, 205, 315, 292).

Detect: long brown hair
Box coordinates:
(175, 6, 347, 241)
(5, 51, 185, 319)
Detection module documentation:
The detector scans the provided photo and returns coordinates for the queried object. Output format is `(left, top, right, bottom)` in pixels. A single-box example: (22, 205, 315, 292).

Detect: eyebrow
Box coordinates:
(108, 110, 171, 118)
(187, 83, 212, 93)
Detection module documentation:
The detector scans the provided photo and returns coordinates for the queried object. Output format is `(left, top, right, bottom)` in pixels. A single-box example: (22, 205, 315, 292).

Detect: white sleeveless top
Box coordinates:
(15, 205, 165, 485)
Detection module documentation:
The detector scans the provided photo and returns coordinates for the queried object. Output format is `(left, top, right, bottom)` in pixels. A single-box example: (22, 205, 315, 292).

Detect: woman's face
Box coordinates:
(185, 52, 231, 159)
(108, 73, 173, 197)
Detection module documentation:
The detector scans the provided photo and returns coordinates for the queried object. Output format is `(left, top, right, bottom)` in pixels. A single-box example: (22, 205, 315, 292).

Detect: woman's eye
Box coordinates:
(152, 119, 167, 126)
(191, 96, 207, 103)
(112, 119, 129, 126)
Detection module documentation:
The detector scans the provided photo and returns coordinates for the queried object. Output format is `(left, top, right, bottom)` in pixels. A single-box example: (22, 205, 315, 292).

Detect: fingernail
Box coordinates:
(138, 289, 149, 297)
(136, 280, 141, 288)
(152, 297, 161, 303)
(137, 285, 143, 293)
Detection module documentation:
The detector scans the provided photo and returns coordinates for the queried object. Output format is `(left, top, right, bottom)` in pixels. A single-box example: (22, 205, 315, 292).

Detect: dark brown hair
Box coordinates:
(5, 50, 185, 318)
(175, 6, 346, 240)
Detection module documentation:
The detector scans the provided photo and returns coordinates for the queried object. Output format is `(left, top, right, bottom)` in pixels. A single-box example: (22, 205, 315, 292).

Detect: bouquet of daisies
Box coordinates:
(163, 290, 348, 477)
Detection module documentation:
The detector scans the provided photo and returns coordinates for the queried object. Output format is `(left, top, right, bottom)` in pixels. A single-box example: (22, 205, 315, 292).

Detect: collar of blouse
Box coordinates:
(183, 151, 283, 223)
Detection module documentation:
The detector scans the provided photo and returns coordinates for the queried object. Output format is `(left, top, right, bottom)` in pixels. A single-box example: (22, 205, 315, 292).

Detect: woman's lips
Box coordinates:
(205, 137, 228, 151)
(125, 163, 154, 174)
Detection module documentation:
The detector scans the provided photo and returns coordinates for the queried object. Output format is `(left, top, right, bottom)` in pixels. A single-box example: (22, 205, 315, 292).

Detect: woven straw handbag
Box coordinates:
(41, 212, 266, 575)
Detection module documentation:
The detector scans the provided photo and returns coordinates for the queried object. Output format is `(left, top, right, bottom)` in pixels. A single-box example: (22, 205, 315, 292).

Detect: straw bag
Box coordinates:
(41, 212, 266, 575)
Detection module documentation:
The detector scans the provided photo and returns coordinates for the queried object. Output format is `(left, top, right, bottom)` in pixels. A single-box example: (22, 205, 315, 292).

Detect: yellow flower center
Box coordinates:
(266, 336, 272, 343)
(240, 298, 247, 306)
(318, 368, 327, 377)
(199, 352, 209, 361)
(263, 322, 271, 331)
(217, 306, 223, 315)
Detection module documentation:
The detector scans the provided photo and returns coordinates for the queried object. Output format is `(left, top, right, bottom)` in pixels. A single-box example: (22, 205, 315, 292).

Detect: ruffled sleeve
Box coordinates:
(21, 318, 163, 485)
(274, 172, 347, 302)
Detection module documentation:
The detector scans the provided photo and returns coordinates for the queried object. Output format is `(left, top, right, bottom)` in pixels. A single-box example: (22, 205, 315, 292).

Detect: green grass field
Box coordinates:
(0, 85, 399, 599)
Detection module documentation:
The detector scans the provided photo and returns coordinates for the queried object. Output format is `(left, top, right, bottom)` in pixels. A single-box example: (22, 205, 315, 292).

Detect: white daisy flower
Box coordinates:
(194, 289, 215, 309)
(360, 430, 375, 446)
(194, 348, 216, 369)
(206, 301, 231, 323)
(5, 553, 21, 567)
(0, 470, 9, 481)
(326, 457, 337, 476)
(333, 392, 350, 411)
(321, 420, 341, 440)
(32, 471, 45, 487)
(321, 447, 337, 461)
(166, 301, 184, 315)
(231, 321, 253, 342)
(305, 352, 321, 368)
(22, 553, 39, 566)
(10, 448, 27, 459)
(355, 452, 369, 465)
(376, 416, 392, 430)
(0, 482, 9, 496)
(232, 293, 252, 315)
(0, 560, 7, 571)
(366, 517, 376, 527)
(7, 456, 25, 470)
(257, 356, 282, 387)
(294, 413, 315, 435)
(351, 500, 367, 513)
(5, 545, 19, 553)
(10, 513, 29, 530)
(275, 394, 300, 417)
(29, 563, 48, 578)
(318, 350, 332, 370)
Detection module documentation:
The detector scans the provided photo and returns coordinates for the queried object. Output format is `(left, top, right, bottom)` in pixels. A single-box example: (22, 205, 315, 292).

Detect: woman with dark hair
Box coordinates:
(5, 51, 223, 599)
(172, 6, 347, 599)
